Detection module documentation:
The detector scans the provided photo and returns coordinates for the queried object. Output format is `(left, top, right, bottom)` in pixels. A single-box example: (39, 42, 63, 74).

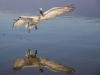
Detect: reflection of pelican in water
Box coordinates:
(13, 49, 43, 73)
(12, 4, 75, 33)
(13, 49, 75, 75)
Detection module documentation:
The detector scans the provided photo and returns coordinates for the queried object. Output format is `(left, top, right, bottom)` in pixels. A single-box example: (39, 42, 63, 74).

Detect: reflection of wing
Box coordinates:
(42, 4, 75, 20)
(13, 57, 26, 71)
(40, 57, 75, 75)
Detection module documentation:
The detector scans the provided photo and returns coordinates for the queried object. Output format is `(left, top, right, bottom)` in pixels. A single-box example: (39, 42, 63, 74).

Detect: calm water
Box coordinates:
(0, 14, 100, 75)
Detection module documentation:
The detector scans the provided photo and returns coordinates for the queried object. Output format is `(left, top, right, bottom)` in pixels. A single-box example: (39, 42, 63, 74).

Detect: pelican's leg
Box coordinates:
(39, 63, 44, 73)
(34, 50, 37, 57)
(28, 28, 30, 33)
(27, 49, 31, 59)
(40, 67, 44, 73)
(35, 25, 37, 30)
(27, 23, 31, 33)
(35, 50, 38, 55)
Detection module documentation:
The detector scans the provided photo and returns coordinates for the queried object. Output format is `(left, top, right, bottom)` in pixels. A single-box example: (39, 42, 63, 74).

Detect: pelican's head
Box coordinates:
(39, 8, 44, 17)
(39, 8, 43, 11)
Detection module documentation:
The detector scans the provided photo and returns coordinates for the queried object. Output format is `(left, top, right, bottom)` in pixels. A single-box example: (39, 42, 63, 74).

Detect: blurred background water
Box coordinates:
(0, 14, 100, 75)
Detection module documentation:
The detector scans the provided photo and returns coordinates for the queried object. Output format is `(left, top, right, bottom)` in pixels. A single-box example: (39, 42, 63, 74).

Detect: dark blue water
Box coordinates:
(0, 14, 100, 75)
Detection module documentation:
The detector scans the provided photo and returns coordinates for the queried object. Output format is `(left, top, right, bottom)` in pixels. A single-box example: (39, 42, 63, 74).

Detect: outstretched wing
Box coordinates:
(12, 16, 32, 28)
(13, 16, 26, 28)
(13, 57, 26, 71)
(42, 4, 75, 20)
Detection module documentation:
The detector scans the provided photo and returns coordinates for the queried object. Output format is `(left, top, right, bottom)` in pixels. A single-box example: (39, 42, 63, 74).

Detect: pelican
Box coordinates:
(13, 4, 75, 33)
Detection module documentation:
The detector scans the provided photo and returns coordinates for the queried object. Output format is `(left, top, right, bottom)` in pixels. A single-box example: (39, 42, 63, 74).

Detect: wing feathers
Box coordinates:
(42, 4, 75, 20)
(13, 4, 75, 33)
(13, 16, 34, 28)
(13, 19, 25, 28)
(13, 16, 27, 28)
(13, 16, 40, 28)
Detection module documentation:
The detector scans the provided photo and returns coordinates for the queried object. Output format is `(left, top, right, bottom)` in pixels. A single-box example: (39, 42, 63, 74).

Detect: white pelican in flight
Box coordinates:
(13, 4, 75, 33)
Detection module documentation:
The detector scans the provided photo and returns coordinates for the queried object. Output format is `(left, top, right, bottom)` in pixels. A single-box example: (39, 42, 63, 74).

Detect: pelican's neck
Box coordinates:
(39, 8, 44, 17)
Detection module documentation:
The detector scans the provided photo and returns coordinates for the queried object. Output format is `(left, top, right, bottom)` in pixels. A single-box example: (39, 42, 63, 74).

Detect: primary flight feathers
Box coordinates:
(13, 4, 75, 33)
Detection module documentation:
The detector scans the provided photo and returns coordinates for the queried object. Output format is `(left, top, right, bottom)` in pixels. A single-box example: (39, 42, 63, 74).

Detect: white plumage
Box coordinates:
(13, 4, 75, 33)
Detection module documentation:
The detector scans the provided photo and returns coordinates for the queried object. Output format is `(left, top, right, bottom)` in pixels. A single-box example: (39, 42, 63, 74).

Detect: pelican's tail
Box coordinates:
(25, 24, 33, 33)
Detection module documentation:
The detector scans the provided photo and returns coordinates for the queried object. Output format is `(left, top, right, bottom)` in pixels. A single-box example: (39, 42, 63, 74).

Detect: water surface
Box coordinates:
(0, 14, 100, 75)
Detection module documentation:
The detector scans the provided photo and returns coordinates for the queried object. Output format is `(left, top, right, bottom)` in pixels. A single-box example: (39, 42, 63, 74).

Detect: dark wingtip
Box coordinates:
(12, 19, 17, 28)
(66, 4, 75, 11)
(14, 19, 16, 21)
(68, 4, 75, 12)
(12, 24, 14, 28)
(66, 70, 75, 75)
(70, 4, 75, 8)
(71, 4, 74, 6)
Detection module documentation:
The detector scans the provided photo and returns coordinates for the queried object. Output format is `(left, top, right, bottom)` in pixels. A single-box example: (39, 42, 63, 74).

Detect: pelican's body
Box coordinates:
(13, 4, 75, 33)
